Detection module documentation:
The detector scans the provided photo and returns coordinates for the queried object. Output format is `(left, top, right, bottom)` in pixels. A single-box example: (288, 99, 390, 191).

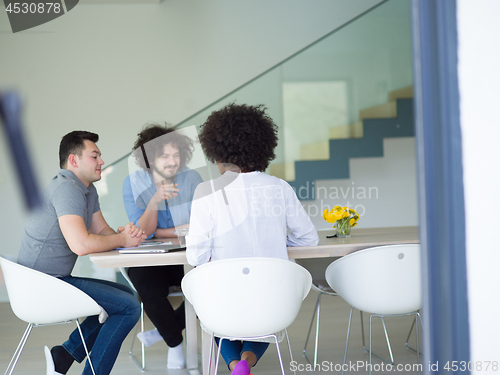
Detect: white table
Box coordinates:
(89, 226, 419, 375)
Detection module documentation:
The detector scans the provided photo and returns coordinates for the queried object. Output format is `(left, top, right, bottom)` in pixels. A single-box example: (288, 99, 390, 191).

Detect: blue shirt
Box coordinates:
(122, 167, 203, 239)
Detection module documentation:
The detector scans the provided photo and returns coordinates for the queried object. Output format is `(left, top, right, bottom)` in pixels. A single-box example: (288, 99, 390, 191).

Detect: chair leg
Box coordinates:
(4, 323, 33, 375)
(215, 338, 223, 375)
(405, 313, 424, 357)
(360, 310, 366, 350)
(367, 315, 383, 375)
(415, 313, 421, 375)
(362, 312, 394, 365)
(408, 312, 423, 375)
(367, 316, 395, 374)
(274, 334, 286, 375)
(369, 315, 372, 375)
(341, 306, 354, 375)
(303, 292, 322, 367)
(129, 302, 146, 371)
(75, 319, 96, 375)
(284, 329, 296, 375)
(380, 317, 395, 365)
(208, 332, 216, 375)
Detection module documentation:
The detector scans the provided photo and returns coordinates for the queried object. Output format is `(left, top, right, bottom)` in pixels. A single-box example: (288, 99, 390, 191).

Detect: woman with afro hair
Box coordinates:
(186, 103, 318, 375)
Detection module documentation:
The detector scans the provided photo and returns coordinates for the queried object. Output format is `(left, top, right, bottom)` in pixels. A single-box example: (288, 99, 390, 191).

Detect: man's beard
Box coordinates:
(152, 163, 178, 181)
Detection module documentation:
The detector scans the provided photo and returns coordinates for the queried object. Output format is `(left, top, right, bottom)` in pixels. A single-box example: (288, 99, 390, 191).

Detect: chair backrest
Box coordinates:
(325, 244, 421, 315)
(0, 255, 101, 325)
(181, 257, 312, 338)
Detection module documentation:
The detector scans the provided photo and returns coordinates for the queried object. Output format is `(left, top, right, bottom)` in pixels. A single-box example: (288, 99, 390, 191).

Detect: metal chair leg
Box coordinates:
(208, 332, 215, 375)
(367, 315, 395, 374)
(415, 313, 420, 374)
(380, 317, 395, 365)
(405, 312, 424, 356)
(361, 312, 395, 365)
(5, 319, 99, 375)
(369, 314, 373, 375)
(303, 291, 322, 367)
(406, 312, 423, 375)
(274, 333, 286, 375)
(341, 306, 354, 375)
(4, 323, 33, 375)
(285, 329, 296, 375)
(215, 337, 223, 375)
(129, 302, 146, 371)
(75, 319, 96, 375)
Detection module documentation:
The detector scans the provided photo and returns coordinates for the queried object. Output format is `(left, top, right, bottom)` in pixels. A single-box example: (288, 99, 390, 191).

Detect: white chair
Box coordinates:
(119, 267, 183, 372)
(325, 244, 422, 375)
(0, 255, 102, 375)
(295, 257, 339, 368)
(181, 257, 312, 375)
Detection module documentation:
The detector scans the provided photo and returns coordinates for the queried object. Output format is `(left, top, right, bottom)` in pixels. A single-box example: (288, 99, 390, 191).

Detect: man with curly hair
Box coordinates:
(122, 124, 203, 369)
(186, 103, 318, 375)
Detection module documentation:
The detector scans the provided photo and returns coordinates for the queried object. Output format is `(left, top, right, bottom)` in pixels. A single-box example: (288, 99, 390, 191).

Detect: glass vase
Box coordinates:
(336, 219, 351, 238)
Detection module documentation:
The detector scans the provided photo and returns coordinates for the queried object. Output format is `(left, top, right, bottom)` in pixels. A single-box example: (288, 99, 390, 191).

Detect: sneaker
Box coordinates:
(44, 347, 65, 375)
(44, 346, 55, 375)
(231, 360, 250, 375)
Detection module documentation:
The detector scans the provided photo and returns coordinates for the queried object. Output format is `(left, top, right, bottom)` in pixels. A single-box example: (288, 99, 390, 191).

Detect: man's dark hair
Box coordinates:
(59, 131, 99, 168)
(198, 103, 278, 172)
(132, 123, 194, 172)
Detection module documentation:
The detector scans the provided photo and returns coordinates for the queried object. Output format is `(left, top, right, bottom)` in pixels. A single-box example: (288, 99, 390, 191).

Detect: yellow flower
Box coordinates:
(323, 205, 360, 229)
(332, 212, 343, 221)
(323, 209, 337, 224)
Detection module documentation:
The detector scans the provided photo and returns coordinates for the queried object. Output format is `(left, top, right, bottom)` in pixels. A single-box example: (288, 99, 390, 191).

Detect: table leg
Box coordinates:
(184, 264, 201, 375)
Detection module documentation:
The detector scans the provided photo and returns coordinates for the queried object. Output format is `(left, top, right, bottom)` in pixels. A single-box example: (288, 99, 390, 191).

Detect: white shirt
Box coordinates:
(186, 171, 319, 266)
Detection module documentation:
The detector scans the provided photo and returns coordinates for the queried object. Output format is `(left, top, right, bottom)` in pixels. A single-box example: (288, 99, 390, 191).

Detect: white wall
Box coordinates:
(458, 0, 500, 371)
(0, 0, 384, 301)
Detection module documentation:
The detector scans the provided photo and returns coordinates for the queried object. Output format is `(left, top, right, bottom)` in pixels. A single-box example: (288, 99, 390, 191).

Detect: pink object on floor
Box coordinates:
(231, 360, 250, 375)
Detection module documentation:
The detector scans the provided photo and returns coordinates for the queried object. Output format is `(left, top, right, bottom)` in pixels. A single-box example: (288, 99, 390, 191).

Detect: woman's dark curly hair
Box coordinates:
(132, 123, 194, 172)
(198, 103, 278, 172)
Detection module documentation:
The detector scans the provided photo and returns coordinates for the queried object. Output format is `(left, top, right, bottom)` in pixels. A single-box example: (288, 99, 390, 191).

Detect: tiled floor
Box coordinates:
(0, 292, 423, 375)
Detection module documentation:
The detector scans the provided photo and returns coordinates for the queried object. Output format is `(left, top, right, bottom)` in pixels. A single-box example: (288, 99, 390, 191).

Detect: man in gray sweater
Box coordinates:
(18, 131, 146, 375)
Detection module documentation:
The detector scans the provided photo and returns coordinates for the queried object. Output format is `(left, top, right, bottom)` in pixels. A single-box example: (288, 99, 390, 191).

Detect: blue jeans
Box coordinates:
(61, 276, 141, 375)
(215, 338, 269, 369)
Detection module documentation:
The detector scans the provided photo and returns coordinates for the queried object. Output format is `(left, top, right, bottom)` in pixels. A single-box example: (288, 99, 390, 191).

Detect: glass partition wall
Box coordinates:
(94, 0, 414, 244)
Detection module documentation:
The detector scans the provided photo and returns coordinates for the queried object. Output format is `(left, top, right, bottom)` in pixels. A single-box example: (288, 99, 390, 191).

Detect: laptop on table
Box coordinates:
(117, 240, 184, 254)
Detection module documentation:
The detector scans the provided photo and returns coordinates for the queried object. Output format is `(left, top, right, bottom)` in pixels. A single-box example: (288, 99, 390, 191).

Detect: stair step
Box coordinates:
(387, 85, 414, 101)
(328, 124, 351, 139)
(288, 98, 414, 200)
(359, 101, 397, 120)
(351, 121, 364, 138)
(300, 141, 330, 161)
(268, 162, 294, 181)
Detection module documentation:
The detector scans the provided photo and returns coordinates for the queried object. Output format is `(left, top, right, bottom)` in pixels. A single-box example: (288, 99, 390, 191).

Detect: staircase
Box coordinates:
(272, 86, 415, 201)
